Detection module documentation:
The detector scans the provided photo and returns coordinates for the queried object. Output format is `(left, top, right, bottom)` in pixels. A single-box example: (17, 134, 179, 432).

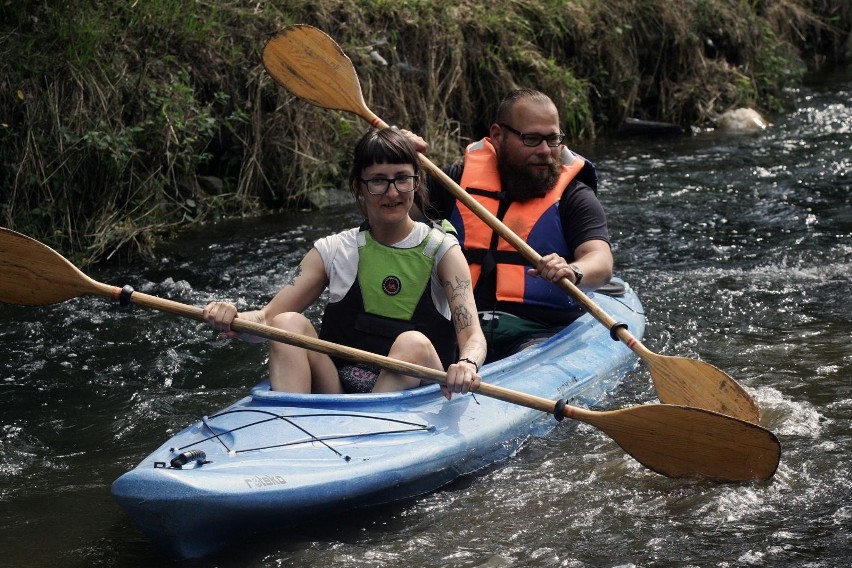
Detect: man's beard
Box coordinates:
(497, 154, 562, 202)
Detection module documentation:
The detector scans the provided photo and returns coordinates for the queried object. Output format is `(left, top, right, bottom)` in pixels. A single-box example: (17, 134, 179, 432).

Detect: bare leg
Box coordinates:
(268, 312, 342, 393)
(373, 330, 442, 393)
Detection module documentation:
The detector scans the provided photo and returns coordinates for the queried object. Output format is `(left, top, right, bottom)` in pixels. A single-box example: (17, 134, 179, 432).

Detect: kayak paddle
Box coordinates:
(261, 24, 761, 424)
(0, 227, 779, 481)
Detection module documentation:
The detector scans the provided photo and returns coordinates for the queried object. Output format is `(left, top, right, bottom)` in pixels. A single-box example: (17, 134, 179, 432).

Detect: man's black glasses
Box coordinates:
(359, 175, 419, 195)
(499, 123, 565, 147)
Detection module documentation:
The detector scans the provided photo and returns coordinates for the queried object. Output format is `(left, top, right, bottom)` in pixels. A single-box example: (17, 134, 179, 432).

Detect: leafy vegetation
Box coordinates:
(1, 0, 848, 263)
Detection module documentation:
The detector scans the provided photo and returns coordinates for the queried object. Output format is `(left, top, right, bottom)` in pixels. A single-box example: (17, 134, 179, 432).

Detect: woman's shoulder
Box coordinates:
(314, 226, 360, 257)
(318, 226, 359, 244)
(390, 221, 430, 248)
(408, 221, 458, 249)
(428, 223, 459, 268)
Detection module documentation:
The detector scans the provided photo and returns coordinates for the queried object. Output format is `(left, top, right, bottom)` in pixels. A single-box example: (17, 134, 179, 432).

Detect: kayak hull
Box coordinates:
(112, 280, 645, 558)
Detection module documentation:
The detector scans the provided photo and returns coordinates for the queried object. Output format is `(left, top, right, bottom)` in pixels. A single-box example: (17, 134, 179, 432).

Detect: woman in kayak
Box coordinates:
(203, 128, 485, 399)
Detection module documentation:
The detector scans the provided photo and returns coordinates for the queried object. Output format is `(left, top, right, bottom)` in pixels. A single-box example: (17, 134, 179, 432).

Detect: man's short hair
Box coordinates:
(495, 89, 554, 124)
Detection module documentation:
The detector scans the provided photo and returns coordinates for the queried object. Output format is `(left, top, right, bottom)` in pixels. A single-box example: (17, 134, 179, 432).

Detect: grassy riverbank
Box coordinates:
(1, 0, 850, 263)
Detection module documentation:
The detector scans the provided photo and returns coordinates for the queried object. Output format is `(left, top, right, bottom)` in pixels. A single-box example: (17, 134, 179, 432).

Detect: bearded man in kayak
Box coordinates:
(203, 128, 485, 398)
(403, 89, 613, 362)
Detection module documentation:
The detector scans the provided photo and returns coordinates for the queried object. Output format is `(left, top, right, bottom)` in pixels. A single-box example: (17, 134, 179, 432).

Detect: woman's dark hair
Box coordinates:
(348, 128, 430, 214)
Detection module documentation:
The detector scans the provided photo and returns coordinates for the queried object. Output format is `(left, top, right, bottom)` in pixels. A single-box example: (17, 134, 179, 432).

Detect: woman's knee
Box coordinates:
(268, 313, 315, 353)
(270, 312, 313, 333)
(389, 331, 436, 363)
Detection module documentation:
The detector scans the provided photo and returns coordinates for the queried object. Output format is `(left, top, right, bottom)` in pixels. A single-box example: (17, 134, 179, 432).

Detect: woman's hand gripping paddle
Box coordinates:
(261, 24, 761, 424)
(0, 227, 779, 481)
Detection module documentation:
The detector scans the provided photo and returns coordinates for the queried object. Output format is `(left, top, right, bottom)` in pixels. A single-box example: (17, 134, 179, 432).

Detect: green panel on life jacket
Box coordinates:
(357, 228, 445, 320)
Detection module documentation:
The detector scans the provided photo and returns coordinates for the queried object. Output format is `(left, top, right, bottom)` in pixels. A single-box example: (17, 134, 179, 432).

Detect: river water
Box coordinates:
(1, 74, 850, 567)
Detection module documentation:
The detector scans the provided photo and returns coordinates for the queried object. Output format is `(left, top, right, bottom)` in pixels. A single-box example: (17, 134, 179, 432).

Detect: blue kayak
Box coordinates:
(111, 279, 645, 559)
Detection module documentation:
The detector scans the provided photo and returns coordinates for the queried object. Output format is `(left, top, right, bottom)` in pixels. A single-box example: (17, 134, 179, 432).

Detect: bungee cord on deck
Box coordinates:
(167, 408, 435, 463)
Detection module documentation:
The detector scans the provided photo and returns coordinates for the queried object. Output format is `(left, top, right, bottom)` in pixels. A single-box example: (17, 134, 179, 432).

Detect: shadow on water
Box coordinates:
(2, 73, 851, 567)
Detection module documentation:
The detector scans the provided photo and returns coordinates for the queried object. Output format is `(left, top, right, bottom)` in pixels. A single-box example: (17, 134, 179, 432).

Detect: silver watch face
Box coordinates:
(570, 264, 583, 282)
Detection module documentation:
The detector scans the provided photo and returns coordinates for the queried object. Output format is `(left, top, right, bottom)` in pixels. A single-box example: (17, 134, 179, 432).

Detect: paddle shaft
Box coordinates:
(75, 284, 783, 482)
(75, 285, 787, 482)
(99, 285, 568, 413)
(0, 227, 780, 481)
(260, 28, 680, 368)
(342, 114, 630, 339)
(259, 25, 760, 424)
(421, 147, 761, 422)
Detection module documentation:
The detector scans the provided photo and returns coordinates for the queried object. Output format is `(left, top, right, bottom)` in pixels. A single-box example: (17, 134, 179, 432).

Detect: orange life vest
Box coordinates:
(453, 138, 584, 308)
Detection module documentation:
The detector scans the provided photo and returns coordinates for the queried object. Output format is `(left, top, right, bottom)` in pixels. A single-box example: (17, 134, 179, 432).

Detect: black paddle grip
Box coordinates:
(610, 322, 628, 341)
(553, 399, 567, 422)
(119, 285, 134, 307)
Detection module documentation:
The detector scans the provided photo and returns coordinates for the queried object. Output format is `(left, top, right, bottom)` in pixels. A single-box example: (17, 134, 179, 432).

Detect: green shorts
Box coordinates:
(478, 311, 563, 362)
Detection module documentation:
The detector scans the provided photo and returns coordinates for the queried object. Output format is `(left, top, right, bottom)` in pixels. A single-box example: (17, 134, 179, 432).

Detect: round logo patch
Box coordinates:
(381, 276, 402, 296)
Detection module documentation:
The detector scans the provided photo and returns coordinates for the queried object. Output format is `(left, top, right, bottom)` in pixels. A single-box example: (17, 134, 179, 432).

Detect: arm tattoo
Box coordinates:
(285, 263, 303, 287)
(443, 275, 471, 303)
(452, 304, 474, 333)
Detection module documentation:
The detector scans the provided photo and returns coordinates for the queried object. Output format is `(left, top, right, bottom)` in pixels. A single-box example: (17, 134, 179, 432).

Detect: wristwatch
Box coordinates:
(568, 263, 583, 285)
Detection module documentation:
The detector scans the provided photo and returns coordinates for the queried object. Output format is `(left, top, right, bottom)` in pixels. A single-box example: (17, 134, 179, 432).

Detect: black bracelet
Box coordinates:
(457, 357, 480, 372)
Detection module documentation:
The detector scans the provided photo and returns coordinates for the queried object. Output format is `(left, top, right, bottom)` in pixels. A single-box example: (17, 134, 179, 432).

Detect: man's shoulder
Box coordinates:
(562, 150, 598, 192)
(429, 163, 463, 188)
(560, 179, 601, 207)
(426, 164, 463, 218)
(446, 163, 464, 181)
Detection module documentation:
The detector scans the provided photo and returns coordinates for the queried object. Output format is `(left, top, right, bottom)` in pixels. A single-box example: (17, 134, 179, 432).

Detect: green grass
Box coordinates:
(0, 0, 845, 263)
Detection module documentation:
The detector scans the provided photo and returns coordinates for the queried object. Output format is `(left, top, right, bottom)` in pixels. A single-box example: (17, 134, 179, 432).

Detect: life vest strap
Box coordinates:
(463, 248, 527, 267)
(467, 187, 510, 201)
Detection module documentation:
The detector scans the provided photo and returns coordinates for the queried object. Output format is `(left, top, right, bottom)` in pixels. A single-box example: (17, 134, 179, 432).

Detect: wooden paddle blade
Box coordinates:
(262, 25, 380, 126)
(0, 228, 110, 305)
(569, 404, 780, 482)
(646, 353, 761, 424)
